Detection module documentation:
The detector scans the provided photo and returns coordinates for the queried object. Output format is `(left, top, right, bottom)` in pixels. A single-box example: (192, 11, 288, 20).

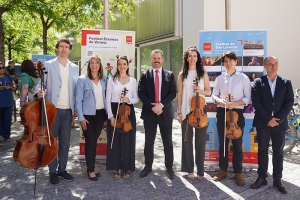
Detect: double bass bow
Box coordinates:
(13, 61, 58, 195)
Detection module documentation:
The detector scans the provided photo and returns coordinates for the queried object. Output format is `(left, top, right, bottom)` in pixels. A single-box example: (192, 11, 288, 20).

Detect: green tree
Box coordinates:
(25, 0, 137, 55)
(0, 0, 24, 62)
(1, 0, 137, 62)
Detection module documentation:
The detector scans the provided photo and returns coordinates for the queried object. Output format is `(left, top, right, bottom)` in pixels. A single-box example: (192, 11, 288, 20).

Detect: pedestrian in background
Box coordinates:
(0, 61, 17, 142)
(19, 60, 39, 107)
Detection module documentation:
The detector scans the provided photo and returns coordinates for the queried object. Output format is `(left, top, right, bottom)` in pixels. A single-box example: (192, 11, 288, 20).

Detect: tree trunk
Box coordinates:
(43, 23, 47, 55)
(7, 37, 12, 60)
(0, 11, 5, 62)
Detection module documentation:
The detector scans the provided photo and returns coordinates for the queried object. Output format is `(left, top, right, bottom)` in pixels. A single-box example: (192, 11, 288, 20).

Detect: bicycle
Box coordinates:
(269, 89, 300, 154)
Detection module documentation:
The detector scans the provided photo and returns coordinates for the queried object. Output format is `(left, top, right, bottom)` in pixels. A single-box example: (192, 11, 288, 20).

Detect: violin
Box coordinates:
(188, 76, 208, 128)
(225, 93, 242, 139)
(115, 87, 132, 133)
(13, 61, 58, 168)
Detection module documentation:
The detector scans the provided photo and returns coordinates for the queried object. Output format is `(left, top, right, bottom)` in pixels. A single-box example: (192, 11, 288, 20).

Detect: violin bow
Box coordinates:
(224, 103, 226, 157)
(110, 98, 121, 149)
(184, 113, 190, 142)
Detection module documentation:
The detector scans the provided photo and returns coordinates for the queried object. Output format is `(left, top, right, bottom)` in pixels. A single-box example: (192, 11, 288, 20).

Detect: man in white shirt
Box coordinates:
(211, 51, 251, 186)
(37, 38, 79, 185)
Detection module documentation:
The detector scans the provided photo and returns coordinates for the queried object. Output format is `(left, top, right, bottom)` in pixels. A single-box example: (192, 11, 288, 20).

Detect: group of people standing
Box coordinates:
(4, 38, 293, 195)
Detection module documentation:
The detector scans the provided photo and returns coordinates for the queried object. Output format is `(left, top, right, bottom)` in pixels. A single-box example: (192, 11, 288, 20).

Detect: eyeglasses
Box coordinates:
(0, 67, 5, 70)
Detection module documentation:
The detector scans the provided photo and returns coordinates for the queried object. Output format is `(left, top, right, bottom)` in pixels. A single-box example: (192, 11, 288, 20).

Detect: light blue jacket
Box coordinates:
(38, 58, 79, 115)
(76, 75, 107, 122)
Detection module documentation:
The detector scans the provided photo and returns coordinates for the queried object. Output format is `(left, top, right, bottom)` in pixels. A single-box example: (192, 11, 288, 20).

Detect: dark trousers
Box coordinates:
(257, 127, 285, 179)
(143, 115, 174, 169)
(216, 107, 244, 173)
(181, 116, 206, 176)
(48, 109, 72, 174)
(0, 106, 13, 139)
(83, 109, 107, 173)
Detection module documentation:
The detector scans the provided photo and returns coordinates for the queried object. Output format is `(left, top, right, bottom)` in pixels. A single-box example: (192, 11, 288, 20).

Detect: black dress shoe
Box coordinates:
(87, 172, 98, 181)
(273, 179, 287, 194)
(166, 168, 175, 180)
(251, 177, 267, 189)
(95, 172, 101, 177)
(140, 167, 152, 178)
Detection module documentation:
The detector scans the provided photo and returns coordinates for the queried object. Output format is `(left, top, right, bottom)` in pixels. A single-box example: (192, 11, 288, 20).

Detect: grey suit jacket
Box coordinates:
(38, 57, 79, 115)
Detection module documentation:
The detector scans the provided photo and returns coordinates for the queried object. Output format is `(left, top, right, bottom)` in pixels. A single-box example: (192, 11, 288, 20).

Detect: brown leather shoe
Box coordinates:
(251, 177, 267, 189)
(273, 179, 287, 194)
(234, 173, 245, 186)
(213, 170, 227, 181)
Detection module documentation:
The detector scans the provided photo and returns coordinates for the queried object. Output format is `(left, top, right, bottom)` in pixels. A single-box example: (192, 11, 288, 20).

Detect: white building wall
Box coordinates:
(202, 0, 300, 88)
(182, 0, 204, 50)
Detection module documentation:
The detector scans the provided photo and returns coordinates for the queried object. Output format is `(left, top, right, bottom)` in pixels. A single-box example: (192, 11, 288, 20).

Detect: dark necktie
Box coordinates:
(155, 70, 159, 103)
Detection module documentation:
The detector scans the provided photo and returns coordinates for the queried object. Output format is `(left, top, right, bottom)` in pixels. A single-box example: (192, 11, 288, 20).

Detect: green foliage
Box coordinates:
(0, 0, 137, 62)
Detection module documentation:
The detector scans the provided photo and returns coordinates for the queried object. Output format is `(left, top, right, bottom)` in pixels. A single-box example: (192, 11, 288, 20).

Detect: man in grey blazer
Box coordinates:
(37, 38, 79, 185)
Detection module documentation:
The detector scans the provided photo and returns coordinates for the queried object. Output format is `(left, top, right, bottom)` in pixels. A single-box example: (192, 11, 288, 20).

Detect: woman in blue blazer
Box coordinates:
(76, 55, 107, 181)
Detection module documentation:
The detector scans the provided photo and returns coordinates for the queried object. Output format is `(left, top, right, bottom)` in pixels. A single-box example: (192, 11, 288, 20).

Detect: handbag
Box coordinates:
(6, 75, 18, 101)
(28, 76, 37, 102)
(12, 91, 18, 101)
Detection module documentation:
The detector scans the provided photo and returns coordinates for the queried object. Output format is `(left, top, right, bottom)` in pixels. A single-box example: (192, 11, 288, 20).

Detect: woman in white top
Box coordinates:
(76, 55, 107, 181)
(177, 46, 211, 181)
(106, 56, 139, 179)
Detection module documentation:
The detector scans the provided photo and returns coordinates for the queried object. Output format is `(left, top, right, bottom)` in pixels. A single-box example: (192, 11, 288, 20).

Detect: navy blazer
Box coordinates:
(251, 75, 294, 131)
(138, 68, 177, 121)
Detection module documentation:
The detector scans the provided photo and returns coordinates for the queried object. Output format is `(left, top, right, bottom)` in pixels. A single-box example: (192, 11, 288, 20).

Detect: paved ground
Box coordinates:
(0, 102, 300, 200)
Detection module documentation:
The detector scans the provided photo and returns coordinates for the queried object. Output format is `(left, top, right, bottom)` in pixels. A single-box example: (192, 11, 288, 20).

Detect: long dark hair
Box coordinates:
(20, 60, 38, 78)
(87, 55, 103, 80)
(180, 46, 204, 81)
(113, 56, 130, 82)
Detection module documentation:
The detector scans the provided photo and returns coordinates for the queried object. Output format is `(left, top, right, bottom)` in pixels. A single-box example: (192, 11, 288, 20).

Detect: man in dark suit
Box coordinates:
(138, 49, 177, 179)
(251, 56, 294, 194)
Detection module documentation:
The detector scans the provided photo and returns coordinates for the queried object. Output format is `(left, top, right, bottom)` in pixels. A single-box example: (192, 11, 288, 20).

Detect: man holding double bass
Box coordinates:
(211, 51, 251, 186)
(36, 38, 79, 185)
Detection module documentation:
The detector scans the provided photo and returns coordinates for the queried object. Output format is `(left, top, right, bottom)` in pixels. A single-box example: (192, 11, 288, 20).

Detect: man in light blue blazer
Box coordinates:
(37, 38, 79, 185)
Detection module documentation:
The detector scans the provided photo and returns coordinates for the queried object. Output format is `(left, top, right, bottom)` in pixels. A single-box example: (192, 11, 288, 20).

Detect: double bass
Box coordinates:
(225, 93, 242, 139)
(188, 76, 208, 128)
(13, 61, 57, 195)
